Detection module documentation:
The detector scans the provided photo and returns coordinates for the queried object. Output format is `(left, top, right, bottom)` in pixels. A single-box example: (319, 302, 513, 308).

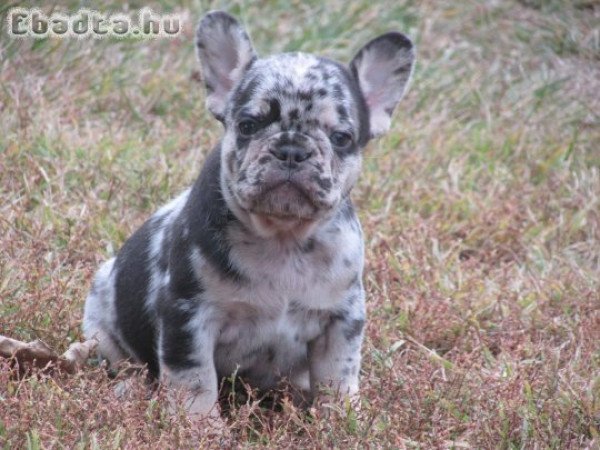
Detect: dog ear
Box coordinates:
(350, 32, 415, 138)
(196, 11, 257, 121)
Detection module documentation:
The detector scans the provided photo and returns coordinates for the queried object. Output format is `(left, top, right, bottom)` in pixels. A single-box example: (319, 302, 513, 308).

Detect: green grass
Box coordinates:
(1, 0, 599, 448)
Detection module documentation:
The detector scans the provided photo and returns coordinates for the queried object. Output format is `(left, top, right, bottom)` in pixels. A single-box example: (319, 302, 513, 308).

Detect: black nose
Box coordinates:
(270, 145, 312, 165)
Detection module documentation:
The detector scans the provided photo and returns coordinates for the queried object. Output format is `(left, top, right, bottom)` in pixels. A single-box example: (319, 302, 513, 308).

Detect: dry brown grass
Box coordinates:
(1, 0, 599, 448)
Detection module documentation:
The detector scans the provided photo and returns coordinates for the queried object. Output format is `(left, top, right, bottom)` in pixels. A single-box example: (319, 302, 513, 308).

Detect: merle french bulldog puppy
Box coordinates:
(83, 11, 415, 422)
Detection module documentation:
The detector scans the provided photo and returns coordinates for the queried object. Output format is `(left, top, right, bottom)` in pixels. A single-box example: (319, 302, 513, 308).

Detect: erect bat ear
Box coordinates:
(196, 11, 257, 121)
(350, 32, 415, 138)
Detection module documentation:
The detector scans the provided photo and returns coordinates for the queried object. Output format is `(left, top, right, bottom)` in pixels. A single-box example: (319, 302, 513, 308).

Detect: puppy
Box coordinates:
(83, 10, 415, 422)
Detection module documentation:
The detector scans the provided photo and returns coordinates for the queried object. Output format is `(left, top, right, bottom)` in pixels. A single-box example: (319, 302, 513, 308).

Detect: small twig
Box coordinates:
(0, 334, 97, 375)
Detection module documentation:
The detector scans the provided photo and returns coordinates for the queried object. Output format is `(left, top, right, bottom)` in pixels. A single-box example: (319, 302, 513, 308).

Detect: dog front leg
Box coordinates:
(308, 312, 365, 412)
(158, 306, 222, 426)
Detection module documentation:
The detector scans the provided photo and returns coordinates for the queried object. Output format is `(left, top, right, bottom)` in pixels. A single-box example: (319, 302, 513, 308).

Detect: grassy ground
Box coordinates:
(1, 0, 599, 448)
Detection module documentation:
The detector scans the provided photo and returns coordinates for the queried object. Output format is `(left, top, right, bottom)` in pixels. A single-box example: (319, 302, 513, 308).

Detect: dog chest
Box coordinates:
(213, 298, 331, 385)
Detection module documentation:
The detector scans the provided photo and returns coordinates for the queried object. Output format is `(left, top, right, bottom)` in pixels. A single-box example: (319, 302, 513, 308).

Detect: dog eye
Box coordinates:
(238, 119, 260, 137)
(329, 131, 353, 149)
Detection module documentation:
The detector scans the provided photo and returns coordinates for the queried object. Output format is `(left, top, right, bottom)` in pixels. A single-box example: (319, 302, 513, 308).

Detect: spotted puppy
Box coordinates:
(83, 11, 415, 421)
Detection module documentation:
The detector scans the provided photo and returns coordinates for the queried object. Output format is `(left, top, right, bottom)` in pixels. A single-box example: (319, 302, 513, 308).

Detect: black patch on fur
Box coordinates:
(185, 145, 245, 282)
(331, 83, 343, 100)
(314, 176, 332, 191)
(298, 89, 313, 101)
(266, 346, 276, 363)
(265, 98, 281, 125)
(339, 198, 357, 222)
(236, 135, 251, 153)
(394, 64, 411, 75)
(114, 220, 159, 377)
(231, 75, 261, 115)
(158, 294, 201, 370)
(214, 112, 225, 123)
(227, 150, 237, 174)
(330, 312, 365, 341)
(288, 108, 299, 122)
(288, 299, 303, 313)
(258, 155, 271, 165)
(252, 167, 265, 186)
(337, 145, 360, 158)
(336, 105, 349, 121)
(157, 231, 170, 273)
(328, 225, 341, 234)
(344, 318, 365, 340)
(302, 238, 316, 253)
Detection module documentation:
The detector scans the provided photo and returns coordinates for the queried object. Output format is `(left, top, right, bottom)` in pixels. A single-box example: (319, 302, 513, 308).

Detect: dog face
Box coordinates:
(196, 12, 415, 237)
(223, 55, 366, 232)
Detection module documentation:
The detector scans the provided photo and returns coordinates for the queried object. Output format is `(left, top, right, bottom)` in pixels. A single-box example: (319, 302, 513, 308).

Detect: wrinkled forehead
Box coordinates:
(229, 53, 362, 131)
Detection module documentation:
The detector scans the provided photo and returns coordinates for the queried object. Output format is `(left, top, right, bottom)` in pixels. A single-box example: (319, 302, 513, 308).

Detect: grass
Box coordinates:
(1, 0, 599, 447)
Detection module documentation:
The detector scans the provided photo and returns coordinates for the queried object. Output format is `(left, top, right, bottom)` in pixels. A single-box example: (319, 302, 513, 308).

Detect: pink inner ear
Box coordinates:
(358, 57, 404, 114)
(219, 36, 241, 73)
(354, 46, 413, 137)
(217, 72, 234, 94)
(364, 61, 392, 87)
(366, 86, 387, 111)
(208, 42, 239, 91)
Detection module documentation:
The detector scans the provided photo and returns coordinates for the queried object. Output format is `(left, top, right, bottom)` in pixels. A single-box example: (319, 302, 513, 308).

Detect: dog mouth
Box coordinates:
(248, 180, 318, 220)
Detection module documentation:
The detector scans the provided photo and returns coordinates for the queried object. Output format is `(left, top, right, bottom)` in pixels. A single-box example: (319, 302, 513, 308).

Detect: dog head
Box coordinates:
(196, 11, 415, 238)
